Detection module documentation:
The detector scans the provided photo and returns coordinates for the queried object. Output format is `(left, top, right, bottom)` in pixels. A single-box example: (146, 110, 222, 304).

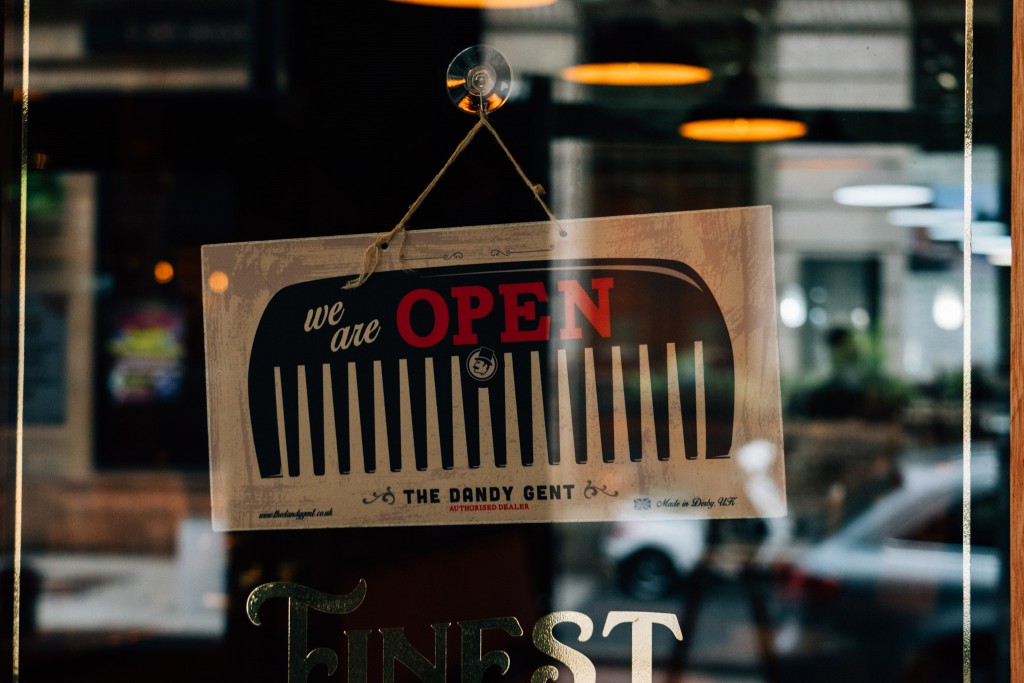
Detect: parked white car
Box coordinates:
(774, 451, 1003, 683)
(602, 516, 709, 599)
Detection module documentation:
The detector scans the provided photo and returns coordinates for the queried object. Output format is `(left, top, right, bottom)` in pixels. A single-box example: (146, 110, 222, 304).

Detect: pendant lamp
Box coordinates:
(680, 69, 806, 142)
(562, 18, 711, 87)
(388, 0, 556, 8)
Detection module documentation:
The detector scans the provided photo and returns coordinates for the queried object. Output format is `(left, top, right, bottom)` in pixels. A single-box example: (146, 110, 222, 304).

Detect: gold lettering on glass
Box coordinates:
(601, 611, 683, 683)
(381, 623, 449, 683)
(246, 579, 368, 683)
(459, 617, 523, 683)
(531, 611, 596, 683)
(245, 580, 686, 683)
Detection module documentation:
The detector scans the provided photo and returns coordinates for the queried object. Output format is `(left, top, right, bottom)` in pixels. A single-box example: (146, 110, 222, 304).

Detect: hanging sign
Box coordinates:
(202, 208, 785, 530)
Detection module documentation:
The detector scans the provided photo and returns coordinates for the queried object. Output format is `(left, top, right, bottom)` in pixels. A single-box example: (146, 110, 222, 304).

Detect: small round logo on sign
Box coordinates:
(466, 347, 498, 382)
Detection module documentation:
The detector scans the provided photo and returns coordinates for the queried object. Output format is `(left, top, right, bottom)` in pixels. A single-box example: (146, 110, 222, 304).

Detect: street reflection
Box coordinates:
(553, 446, 1004, 683)
(22, 518, 226, 637)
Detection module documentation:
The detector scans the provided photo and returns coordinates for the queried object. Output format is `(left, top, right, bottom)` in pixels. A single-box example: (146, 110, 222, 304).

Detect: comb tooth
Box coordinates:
(286, 338, 709, 477)
(638, 345, 655, 462)
(296, 365, 315, 476)
(372, 361, 393, 472)
(583, 347, 603, 464)
(529, 350, 549, 467)
(666, 344, 686, 461)
(398, 359, 415, 472)
(554, 349, 572, 466)
(503, 352, 522, 467)
(695, 341, 706, 461)
(322, 364, 340, 475)
(450, 356, 469, 469)
(422, 358, 442, 471)
(272, 367, 287, 477)
(349, 362, 369, 473)
(611, 347, 630, 462)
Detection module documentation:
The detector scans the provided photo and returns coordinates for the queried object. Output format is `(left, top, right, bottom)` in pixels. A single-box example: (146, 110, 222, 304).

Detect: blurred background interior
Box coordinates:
(0, 0, 1013, 681)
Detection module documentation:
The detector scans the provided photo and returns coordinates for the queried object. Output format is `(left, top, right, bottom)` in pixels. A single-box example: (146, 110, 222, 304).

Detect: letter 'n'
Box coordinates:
(559, 277, 613, 340)
(382, 624, 449, 683)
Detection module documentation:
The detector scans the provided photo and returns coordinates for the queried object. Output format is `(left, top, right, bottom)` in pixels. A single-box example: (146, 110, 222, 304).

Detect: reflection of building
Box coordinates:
(486, 0, 1010, 383)
(0, 1, 1014, 681)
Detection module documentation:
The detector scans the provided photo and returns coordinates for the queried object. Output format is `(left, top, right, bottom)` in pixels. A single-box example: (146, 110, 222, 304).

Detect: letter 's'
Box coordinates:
(531, 611, 596, 683)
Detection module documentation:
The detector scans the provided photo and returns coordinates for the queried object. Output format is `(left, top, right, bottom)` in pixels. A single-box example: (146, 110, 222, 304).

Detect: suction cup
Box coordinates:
(446, 45, 513, 115)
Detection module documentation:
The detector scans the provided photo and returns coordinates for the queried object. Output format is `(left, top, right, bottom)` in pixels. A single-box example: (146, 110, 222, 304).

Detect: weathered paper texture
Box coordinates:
(202, 208, 785, 530)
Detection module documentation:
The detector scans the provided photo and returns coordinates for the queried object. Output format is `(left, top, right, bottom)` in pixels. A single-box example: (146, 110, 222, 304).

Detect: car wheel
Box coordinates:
(618, 549, 677, 600)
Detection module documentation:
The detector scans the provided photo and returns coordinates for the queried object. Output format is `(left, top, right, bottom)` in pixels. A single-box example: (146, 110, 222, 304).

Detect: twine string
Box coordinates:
(344, 109, 563, 289)
(477, 113, 564, 234)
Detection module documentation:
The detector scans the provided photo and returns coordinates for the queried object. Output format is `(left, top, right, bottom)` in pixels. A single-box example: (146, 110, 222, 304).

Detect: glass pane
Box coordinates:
(1, 1, 1012, 682)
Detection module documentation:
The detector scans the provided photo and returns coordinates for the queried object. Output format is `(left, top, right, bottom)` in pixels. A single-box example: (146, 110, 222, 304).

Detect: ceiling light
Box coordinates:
(886, 208, 963, 227)
(562, 62, 711, 87)
(154, 261, 174, 284)
(388, 0, 556, 8)
(850, 308, 871, 330)
(680, 116, 807, 142)
(562, 18, 711, 87)
(928, 220, 1007, 242)
(778, 284, 807, 328)
(833, 184, 934, 207)
(208, 271, 230, 294)
(988, 250, 1012, 267)
(972, 235, 1011, 256)
(679, 70, 806, 143)
(885, 210, 1007, 240)
(932, 287, 963, 331)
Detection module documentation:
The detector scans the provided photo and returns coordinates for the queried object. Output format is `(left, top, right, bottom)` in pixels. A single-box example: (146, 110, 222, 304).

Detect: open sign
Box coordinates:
(202, 208, 784, 530)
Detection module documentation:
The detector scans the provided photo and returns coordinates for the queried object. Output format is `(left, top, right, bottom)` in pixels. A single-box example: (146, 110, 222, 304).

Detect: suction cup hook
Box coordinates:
(447, 45, 513, 115)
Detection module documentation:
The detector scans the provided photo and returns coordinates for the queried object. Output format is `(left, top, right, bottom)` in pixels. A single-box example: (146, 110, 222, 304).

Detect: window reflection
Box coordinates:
(5, 0, 1011, 681)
